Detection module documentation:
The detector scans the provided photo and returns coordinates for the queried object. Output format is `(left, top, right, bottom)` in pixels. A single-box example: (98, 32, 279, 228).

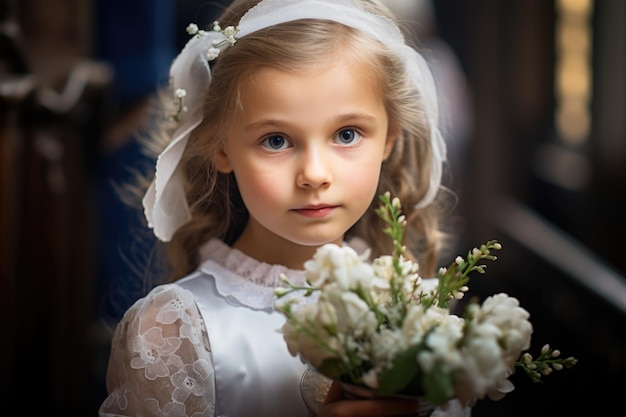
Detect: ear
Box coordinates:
(382, 127, 398, 161)
(214, 148, 233, 173)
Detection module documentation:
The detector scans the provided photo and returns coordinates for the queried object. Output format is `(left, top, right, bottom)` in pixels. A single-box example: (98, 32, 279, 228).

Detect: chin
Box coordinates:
(288, 235, 344, 248)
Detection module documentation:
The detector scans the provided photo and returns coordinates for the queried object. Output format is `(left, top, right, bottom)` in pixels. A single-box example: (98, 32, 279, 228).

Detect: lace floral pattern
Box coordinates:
(199, 238, 306, 286)
(99, 284, 215, 417)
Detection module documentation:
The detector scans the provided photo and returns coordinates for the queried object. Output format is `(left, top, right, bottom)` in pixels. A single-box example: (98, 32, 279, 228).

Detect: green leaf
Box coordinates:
(377, 344, 422, 395)
(421, 364, 454, 405)
(317, 358, 352, 381)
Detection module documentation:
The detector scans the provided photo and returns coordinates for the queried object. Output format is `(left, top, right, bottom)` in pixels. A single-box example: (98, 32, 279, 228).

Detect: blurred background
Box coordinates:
(1, 0, 624, 416)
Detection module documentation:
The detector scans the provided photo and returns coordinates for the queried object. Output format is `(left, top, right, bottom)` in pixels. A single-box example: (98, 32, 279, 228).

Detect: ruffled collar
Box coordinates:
(196, 238, 369, 310)
(199, 238, 308, 285)
(197, 238, 308, 310)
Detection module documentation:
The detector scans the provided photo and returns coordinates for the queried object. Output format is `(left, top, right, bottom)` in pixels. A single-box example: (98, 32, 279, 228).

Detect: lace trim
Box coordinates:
(196, 238, 369, 310)
(199, 238, 307, 286)
(197, 239, 307, 310)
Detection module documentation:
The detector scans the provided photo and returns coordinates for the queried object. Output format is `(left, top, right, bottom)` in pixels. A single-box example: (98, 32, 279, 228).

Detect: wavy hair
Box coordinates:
(139, 0, 455, 282)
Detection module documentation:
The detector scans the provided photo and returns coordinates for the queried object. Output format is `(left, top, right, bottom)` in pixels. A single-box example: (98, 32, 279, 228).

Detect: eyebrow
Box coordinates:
(244, 113, 378, 131)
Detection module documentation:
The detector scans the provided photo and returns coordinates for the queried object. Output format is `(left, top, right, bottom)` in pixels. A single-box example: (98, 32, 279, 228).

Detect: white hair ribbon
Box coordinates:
(142, 31, 216, 241)
(143, 0, 446, 242)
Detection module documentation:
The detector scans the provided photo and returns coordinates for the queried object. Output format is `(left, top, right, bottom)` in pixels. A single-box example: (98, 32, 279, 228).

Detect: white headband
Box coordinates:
(143, 0, 446, 242)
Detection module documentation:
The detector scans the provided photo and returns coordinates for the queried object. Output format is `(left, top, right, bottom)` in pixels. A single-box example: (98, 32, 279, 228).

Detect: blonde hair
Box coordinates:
(141, 0, 453, 282)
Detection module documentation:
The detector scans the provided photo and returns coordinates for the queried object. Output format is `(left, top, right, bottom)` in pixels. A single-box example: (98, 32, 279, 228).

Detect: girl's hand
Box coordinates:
(317, 381, 420, 417)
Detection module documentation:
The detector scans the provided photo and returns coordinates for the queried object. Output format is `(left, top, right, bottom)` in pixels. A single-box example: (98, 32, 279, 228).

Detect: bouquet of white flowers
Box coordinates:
(275, 192, 577, 407)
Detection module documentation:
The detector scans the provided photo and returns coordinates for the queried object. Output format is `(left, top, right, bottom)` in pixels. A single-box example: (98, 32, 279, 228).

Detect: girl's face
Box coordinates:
(215, 56, 396, 267)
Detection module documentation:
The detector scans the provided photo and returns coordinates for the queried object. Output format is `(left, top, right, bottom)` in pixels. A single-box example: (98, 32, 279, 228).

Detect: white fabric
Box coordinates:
(143, 0, 446, 242)
(179, 269, 312, 417)
(142, 30, 220, 241)
(99, 239, 471, 416)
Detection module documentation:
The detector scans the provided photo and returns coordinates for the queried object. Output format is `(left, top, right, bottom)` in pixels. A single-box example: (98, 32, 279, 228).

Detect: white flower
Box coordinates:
(317, 298, 338, 330)
(206, 47, 221, 61)
(369, 327, 406, 376)
(184, 21, 239, 64)
(304, 244, 374, 291)
(281, 302, 343, 368)
(487, 377, 515, 401)
(415, 310, 464, 373)
(337, 292, 372, 329)
(186, 23, 199, 35)
(171, 88, 188, 120)
(473, 294, 533, 365)
(371, 255, 394, 281)
(274, 193, 576, 406)
(223, 25, 238, 45)
(454, 332, 509, 403)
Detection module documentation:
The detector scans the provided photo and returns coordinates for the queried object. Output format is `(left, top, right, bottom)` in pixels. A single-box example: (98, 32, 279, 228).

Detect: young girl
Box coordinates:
(99, 0, 466, 416)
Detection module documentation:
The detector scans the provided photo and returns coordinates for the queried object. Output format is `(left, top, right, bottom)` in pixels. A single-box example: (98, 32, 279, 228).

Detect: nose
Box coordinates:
(296, 145, 332, 189)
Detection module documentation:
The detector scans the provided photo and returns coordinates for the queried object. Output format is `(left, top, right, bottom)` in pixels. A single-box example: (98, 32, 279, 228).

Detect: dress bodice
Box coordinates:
(177, 263, 312, 417)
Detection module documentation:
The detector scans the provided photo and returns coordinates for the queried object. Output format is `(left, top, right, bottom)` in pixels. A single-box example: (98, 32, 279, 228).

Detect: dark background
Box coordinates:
(1, 0, 624, 416)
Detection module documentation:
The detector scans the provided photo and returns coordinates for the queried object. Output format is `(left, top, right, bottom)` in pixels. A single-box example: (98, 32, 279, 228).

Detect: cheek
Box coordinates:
(339, 161, 382, 196)
(234, 168, 287, 209)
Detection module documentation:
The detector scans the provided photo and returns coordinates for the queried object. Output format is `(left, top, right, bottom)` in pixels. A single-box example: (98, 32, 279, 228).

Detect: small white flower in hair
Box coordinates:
(210, 24, 240, 48)
(206, 47, 221, 61)
(222, 25, 239, 45)
(185, 21, 240, 62)
(186, 23, 199, 35)
(170, 88, 188, 122)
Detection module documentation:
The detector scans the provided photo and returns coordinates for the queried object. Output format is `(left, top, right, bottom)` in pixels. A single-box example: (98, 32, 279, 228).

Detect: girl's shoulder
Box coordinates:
(114, 281, 202, 337)
(128, 282, 194, 312)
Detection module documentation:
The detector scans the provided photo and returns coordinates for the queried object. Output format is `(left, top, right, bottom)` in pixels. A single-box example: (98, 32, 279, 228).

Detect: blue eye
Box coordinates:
(262, 135, 290, 151)
(335, 129, 362, 145)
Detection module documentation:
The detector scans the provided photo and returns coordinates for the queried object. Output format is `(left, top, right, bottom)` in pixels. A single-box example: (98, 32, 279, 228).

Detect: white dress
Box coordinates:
(98, 238, 471, 417)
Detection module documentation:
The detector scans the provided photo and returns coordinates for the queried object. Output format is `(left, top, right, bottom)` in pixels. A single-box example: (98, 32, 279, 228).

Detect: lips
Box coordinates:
(292, 205, 338, 218)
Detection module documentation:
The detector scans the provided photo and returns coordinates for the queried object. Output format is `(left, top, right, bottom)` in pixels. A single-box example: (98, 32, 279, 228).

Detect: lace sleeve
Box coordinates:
(98, 284, 216, 417)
